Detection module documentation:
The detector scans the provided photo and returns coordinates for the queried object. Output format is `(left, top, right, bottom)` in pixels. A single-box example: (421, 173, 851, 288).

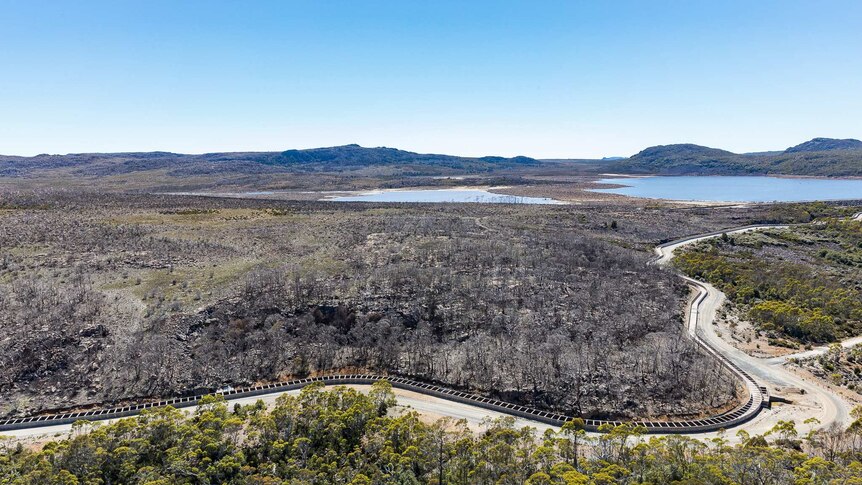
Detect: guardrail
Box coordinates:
(2, 224, 791, 435)
(683, 278, 768, 429)
(0, 371, 765, 434)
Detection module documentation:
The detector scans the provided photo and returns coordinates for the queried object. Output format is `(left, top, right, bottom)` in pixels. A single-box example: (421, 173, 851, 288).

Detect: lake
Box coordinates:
(590, 176, 862, 203)
(329, 188, 566, 204)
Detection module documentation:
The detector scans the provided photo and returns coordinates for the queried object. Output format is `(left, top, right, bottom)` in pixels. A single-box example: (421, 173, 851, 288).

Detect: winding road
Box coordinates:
(3, 220, 859, 441)
(654, 224, 853, 439)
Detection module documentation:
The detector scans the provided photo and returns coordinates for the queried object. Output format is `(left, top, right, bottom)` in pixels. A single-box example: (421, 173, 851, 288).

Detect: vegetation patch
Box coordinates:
(675, 216, 862, 344)
(793, 343, 862, 393)
(3, 384, 862, 484)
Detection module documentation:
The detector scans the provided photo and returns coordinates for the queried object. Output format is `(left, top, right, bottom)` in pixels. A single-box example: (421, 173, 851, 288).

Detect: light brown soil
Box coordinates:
(782, 365, 862, 407)
(713, 307, 803, 358)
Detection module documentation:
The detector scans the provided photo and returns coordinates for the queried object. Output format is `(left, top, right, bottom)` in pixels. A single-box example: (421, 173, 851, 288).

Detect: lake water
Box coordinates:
(590, 176, 862, 202)
(329, 188, 566, 204)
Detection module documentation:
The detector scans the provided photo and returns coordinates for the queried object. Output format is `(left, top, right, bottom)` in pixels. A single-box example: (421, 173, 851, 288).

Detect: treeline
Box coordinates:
(3, 384, 862, 484)
(674, 221, 862, 343)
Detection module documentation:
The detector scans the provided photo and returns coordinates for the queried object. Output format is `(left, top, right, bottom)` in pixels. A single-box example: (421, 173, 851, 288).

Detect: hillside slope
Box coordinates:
(609, 144, 754, 175)
(0, 145, 542, 191)
(786, 137, 862, 153)
(610, 138, 862, 176)
(0, 145, 538, 178)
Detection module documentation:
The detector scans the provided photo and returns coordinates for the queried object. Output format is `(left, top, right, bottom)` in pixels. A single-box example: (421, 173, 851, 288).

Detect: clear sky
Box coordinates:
(1, 1, 861, 158)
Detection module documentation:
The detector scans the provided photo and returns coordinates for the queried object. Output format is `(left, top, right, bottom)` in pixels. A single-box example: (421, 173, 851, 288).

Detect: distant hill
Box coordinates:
(609, 144, 755, 175)
(0, 144, 540, 179)
(785, 137, 862, 153)
(610, 138, 862, 176)
(278, 144, 466, 167)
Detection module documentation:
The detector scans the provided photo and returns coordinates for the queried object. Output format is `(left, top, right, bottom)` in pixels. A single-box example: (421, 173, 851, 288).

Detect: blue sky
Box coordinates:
(1, 1, 860, 158)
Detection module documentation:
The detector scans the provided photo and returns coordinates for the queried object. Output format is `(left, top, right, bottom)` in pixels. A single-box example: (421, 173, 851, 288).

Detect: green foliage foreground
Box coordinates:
(3, 383, 862, 484)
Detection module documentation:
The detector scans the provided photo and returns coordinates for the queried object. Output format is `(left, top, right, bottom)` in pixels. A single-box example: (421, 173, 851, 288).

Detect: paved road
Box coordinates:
(693, 278, 850, 432)
(652, 225, 788, 266)
(655, 223, 854, 438)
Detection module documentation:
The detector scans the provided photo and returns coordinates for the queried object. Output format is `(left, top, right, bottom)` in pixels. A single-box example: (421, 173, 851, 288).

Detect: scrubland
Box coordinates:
(0, 191, 804, 421)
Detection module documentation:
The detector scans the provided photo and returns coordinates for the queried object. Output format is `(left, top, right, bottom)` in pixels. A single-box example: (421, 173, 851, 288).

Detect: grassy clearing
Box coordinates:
(102, 258, 261, 309)
(110, 208, 309, 227)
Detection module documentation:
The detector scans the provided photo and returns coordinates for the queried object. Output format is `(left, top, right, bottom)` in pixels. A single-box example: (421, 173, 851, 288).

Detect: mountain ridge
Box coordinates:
(785, 137, 862, 153)
(0, 144, 540, 179)
(2, 138, 861, 183)
(610, 138, 862, 176)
